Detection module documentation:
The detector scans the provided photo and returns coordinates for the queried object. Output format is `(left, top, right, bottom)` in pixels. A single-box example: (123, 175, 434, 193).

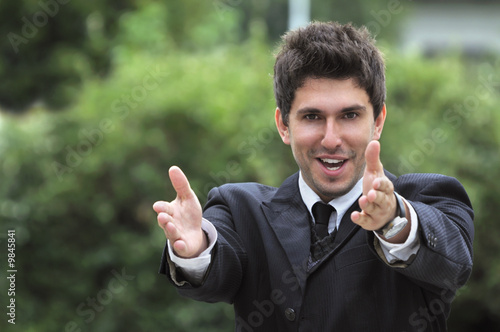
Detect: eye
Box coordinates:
(343, 112, 358, 119)
(304, 114, 320, 120)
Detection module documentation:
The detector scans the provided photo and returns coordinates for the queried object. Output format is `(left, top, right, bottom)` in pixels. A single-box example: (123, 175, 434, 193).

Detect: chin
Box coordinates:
(316, 184, 352, 201)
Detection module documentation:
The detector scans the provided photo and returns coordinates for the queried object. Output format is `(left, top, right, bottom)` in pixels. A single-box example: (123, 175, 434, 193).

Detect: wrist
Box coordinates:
(171, 229, 209, 259)
(198, 230, 209, 255)
(186, 230, 209, 258)
(375, 192, 409, 241)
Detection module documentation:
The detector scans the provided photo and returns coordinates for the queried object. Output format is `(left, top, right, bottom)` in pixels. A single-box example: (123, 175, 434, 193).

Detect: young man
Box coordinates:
(153, 22, 474, 331)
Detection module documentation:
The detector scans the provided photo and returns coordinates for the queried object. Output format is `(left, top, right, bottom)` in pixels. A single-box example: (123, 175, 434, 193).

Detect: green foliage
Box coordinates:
(1, 2, 499, 332)
(0, 0, 222, 112)
(0, 6, 275, 332)
(382, 52, 500, 329)
(1, 0, 408, 112)
(0, 0, 135, 111)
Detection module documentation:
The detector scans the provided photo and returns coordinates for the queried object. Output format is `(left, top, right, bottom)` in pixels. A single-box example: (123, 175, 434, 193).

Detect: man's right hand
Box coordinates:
(153, 166, 207, 258)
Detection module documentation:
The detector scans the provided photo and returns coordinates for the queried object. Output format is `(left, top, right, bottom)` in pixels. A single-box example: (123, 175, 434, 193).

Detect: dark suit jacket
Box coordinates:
(159, 171, 474, 332)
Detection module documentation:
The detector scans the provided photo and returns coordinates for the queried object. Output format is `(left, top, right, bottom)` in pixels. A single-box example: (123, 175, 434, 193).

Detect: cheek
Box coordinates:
(293, 134, 317, 154)
(355, 123, 378, 142)
(345, 130, 373, 152)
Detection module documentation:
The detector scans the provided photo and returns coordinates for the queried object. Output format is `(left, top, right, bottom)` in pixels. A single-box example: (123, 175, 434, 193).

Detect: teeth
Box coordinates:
(320, 158, 344, 171)
(321, 158, 343, 163)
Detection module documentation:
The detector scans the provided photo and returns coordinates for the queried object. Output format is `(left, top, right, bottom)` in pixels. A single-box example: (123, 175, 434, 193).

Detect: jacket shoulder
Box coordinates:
(207, 182, 278, 204)
(392, 172, 466, 192)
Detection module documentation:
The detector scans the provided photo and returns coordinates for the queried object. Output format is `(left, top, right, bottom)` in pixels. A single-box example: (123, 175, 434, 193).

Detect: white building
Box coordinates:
(401, 1, 500, 55)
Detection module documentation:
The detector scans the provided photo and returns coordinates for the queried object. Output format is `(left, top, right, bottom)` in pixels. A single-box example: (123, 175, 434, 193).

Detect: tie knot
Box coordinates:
(312, 202, 335, 226)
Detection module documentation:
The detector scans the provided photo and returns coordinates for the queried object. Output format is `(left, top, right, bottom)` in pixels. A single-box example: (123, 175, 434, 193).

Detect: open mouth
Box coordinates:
(319, 158, 345, 171)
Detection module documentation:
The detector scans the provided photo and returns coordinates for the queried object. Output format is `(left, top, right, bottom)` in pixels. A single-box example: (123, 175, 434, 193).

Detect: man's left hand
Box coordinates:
(351, 140, 408, 242)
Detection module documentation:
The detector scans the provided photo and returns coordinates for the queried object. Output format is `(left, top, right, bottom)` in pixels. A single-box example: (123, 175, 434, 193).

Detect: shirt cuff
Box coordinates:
(374, 197, 420, 264)
(167, 218, 218, 284)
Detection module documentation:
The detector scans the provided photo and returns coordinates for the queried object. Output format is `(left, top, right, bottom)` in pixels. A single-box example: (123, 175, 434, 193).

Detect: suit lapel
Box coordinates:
(334, 200, 362, 247)
(261, 173, 311, 291)
(260, 172, 367, 283)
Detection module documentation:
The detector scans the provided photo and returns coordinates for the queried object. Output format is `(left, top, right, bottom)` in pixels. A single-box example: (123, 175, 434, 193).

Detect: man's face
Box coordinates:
(276, 77, 386, 201)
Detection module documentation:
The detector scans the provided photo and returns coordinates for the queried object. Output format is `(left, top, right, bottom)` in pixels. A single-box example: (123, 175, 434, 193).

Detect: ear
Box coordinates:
(275, 108, 290, 145)
(372, 104, 387, 140)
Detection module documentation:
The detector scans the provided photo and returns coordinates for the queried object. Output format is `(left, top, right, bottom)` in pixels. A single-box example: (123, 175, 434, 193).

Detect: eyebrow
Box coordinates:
(296, 104, 367, 116)
(340, 105, 367, 113)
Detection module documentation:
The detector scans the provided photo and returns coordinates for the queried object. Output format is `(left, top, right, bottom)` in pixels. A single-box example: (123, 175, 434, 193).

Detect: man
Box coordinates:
(153, 22, 474, 331)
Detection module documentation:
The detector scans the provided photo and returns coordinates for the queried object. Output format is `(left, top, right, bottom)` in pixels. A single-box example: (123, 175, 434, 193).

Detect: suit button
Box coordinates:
(284, 308, 296, 321)
(427, 233, 437, 248)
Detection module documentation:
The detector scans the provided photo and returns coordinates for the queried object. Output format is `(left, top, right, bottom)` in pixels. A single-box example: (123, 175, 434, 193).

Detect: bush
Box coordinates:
(1, 7, 499, 332)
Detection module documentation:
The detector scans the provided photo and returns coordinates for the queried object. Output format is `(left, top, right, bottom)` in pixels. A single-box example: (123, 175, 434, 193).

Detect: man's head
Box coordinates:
(274, 22, 387, 201)
(273, 21, 386, 126)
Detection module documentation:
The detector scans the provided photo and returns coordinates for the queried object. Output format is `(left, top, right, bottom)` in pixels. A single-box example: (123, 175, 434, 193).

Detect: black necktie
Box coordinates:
(312, 202, 336, 239)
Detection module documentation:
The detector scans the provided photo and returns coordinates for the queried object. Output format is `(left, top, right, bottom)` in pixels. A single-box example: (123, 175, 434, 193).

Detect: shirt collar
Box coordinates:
(298, 171, 363, 229)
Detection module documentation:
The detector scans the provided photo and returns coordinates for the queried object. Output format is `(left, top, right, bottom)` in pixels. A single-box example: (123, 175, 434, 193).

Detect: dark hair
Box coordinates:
(273, 21, 386, 125)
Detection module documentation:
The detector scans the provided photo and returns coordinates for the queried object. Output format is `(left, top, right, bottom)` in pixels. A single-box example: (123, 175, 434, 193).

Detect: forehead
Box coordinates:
(291, 77, 372, 114)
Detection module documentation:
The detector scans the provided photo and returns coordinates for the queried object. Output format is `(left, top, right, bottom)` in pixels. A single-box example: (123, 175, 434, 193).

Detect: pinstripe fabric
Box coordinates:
(159, 171, 474, 332)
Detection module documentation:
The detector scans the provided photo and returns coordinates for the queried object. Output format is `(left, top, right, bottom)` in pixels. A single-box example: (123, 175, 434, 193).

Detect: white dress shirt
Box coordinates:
(168, 173, 421, 284)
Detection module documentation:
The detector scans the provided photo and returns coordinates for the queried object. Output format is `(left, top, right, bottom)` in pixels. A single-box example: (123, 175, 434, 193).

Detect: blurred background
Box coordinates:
(0, 0, 499, 331)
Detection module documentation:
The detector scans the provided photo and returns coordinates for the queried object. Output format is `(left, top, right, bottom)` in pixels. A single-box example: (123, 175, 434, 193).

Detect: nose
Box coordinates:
(321, 118, 342, 149)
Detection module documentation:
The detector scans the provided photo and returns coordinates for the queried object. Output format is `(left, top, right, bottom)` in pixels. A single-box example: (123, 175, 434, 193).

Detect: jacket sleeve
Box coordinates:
(158, 185, 248, 304)
(379, 173, 474, 295)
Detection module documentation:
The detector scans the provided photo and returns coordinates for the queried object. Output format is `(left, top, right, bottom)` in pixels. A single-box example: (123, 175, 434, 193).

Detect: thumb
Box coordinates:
(169, 166, 193, 200)
(365, 140, 383, 175)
